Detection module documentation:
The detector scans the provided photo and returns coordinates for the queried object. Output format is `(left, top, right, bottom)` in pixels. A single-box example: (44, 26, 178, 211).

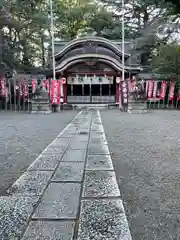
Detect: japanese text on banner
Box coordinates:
(169, 80, 175, 100)
(160, 81, 167, 99)
(147, 80, 153, 99)
(0, 77, 6, 96)
(51, 80, 61, 104)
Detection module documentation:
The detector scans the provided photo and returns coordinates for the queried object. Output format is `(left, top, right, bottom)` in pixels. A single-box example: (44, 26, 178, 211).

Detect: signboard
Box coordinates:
(67, 75, 113, 85)
(50, 80, 61, 104)
(120, 80, 128, 108)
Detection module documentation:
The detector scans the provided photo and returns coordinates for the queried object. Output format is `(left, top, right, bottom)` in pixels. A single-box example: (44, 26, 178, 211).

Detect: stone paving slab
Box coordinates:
(90, 136, 106, 143)
(48, 141, 70, 149)
(8, 171, 53, 197)
(43, 147, 67, 154)
(41, 151, 65, 157)
(83, 170, 120, 197)
(62, 149, 86, 162)
(0, 196, 38, 240)
(78, 199, 131, 240)
(88, 143, 110, 155)
(86, 155, 114, 170)
(69, 141, 88, 150)
(73, 135, 89, 142)
(52, 162, 85, 182)
(33, 183, 81, 219)
(28, 155, 62, 171)
(22, 221, 74, 240)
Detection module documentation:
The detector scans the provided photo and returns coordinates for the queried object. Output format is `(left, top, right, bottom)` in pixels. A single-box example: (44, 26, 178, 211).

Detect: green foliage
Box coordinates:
(151, 44, 180, 82)
(0, 0, 179, 74)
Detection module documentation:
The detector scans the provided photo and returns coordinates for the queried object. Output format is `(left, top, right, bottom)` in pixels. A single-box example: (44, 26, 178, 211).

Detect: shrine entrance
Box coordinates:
(53, 37, 141, 105)
(66, 75, 116, 104)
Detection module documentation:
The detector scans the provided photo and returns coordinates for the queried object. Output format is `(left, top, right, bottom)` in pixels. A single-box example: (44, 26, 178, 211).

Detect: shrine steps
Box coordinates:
(72, 104, 112, 110)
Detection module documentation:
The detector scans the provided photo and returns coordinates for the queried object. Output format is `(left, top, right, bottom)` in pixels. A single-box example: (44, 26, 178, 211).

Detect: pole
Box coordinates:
(119, 0, 125, 109)
(50, 0, 56, 81)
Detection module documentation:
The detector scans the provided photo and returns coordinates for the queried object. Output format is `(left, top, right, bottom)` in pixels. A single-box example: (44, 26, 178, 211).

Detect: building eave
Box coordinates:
(54, 37, 131, 60)
(55, 54, 141, 73)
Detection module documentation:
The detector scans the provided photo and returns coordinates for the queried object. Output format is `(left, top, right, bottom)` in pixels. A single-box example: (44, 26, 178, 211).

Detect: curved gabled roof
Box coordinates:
(56, 46, 124, 65)
(55, 54, 141, 72)
(54, 36, 130, 60)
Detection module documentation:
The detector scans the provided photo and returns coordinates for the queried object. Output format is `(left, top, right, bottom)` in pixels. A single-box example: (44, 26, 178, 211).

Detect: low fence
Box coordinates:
(0, 77, 180, 111)
(0, 77, 33, 112)
(67, 95, 115, 104)
(145, 80, 180, 109)
(0, 76, 55, 112)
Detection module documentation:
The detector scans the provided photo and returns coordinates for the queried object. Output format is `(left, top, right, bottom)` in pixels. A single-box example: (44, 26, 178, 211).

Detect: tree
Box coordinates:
(151, 44, 180, 82)
(164, 0, 180, 13)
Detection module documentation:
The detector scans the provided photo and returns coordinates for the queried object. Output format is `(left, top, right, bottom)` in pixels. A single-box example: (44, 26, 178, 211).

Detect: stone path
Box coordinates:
(0, 110, 131, 240)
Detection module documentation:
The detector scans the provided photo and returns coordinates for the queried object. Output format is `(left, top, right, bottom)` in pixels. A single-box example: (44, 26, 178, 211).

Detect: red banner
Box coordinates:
(153, 81, 158, 98)
(0, 77, 6, 96)
(19, 82, 23, 98)
(50, 80, 61, 104)
(169, 80, 175, 100)
(23, 79, 29, 97)
(130, 79, 135, 91)
(147, 80, 153, 99)
(160, 81, 167, 99)
(32, 79, 37, 93)
(177, 90, 180, 101)
(45, 80, 50, 94)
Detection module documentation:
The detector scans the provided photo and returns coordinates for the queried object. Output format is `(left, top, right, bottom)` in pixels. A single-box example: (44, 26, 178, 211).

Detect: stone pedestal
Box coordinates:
(31, 97, 51, 113)
(128, 100, 148, 113)
(31, 90, 51, 113)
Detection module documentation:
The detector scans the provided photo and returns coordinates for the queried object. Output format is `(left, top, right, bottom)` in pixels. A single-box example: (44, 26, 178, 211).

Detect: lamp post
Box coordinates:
(119, 0, 125, 110)
(50, 0, 56, 81)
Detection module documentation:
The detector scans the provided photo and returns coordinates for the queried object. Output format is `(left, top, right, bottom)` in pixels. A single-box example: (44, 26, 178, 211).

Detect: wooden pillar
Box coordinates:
(116, 83, 120, 103)
(63, 83, 67, 103)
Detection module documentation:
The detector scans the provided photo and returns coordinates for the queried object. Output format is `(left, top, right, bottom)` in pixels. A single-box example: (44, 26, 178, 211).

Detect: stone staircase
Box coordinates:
(128, 100, 148, 113)
(73, 104, 109, 110)
(31, 98, 51, 114)
(31, 90, 51, 114)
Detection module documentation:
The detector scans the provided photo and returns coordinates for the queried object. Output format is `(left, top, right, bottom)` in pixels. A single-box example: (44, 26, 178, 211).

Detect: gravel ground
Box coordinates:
(0, 111, 78, 196)
(101, 109, 180, 240)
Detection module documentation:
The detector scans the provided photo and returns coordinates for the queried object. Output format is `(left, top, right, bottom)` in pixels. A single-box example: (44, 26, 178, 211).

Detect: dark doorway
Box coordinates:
(91, 84, 100, 96)
(84, 85, 90, 96)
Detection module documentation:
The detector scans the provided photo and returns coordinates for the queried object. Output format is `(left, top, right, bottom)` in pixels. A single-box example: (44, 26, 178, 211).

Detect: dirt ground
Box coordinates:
(0, 111, 77, 196)
(101, 109, 180, 240)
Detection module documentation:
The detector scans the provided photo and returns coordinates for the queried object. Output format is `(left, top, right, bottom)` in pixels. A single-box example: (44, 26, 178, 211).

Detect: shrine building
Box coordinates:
(47, 36, 142, 104)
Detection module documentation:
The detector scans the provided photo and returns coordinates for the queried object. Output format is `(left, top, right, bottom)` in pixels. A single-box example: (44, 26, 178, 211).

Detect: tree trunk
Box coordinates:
(41, 34, 45, 68)
(0, 28, 5, 75)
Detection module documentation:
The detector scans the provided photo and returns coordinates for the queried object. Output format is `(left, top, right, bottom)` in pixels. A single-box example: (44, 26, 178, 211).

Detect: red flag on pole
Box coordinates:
(168, 80, 175, 100)
(153, 81, 158, 99)
(160, 81, 167, 99)
(32, 79, 37, 93)
(45, 79, 50, 94)
(177, 90, 180, 101)
(0, 76, 6, 97)
(147, 80, 153, 99)
(23, 79, 29, 98)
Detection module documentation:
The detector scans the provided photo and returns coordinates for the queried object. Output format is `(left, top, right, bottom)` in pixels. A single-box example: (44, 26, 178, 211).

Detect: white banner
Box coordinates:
(67, 75, 113, 85)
